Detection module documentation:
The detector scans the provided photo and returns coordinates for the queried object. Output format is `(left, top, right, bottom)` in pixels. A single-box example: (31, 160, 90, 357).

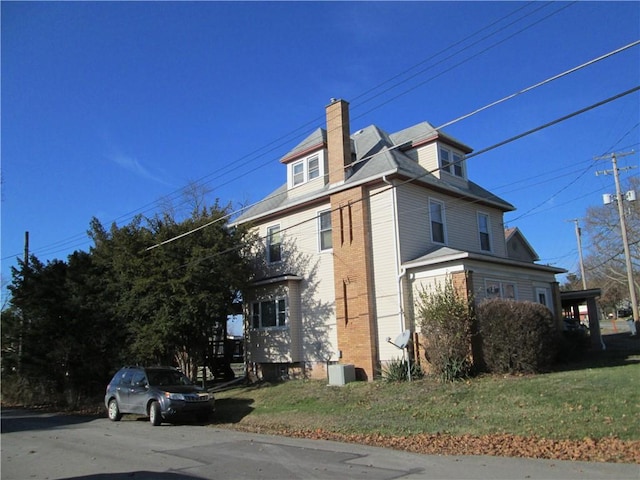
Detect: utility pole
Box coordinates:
(567, 218, 587, 289)
(18, 231, 30, 372)
(596, 151, 638, 330)
(24, 231, 29, 268)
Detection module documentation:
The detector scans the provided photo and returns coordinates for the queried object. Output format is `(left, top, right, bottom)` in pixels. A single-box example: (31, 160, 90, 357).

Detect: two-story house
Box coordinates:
(232, 99, 564, 381)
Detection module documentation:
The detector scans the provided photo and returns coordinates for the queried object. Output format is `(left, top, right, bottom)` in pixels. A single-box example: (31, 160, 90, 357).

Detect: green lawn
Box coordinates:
(214, 359, 640, 441)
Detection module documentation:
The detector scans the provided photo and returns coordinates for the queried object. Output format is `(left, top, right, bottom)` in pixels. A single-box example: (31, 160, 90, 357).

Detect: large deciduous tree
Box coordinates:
(582, 177, 639, 314)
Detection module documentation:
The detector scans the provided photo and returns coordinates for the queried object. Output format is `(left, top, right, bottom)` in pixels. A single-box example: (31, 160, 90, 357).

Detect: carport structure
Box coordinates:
(560, 288, 603, 350)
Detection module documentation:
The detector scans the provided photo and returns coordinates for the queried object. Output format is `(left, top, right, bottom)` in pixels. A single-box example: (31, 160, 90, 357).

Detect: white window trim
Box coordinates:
(266, 225, 282, 264)
(429, 198, 447, 245)
(477, 211, 492, 252)
(292, 161, 305, 186)
(485, 279, 517, 300)
(536, 287, 551, 310)
(438, 145, 465, 178)
(288, 151, 325, 188)
(317, 208, 333, 252)
(250, 297, 288, 330)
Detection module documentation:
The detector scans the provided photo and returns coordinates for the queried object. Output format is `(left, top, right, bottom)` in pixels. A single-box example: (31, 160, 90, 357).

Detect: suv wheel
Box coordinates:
(107, 399, 122, 421)
(149, 401, 162, 426)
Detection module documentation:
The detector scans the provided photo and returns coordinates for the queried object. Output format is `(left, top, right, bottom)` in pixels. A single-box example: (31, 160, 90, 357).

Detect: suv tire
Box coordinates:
(108, 399, 122, 422)
(149, 400, 162, 426)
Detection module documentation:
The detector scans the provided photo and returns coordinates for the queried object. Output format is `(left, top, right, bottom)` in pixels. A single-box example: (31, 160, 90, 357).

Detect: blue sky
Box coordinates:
(2, 1, 639, 298)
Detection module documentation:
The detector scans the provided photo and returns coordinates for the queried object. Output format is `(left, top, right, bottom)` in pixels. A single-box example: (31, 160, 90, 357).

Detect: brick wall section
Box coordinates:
(330, 187, 378, 380)
(451, 271, 472, 301)
(326, 99, 351, 185)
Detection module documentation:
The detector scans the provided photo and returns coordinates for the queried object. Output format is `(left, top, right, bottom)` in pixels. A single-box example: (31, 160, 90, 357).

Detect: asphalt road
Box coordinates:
(1, 409, 638, 480)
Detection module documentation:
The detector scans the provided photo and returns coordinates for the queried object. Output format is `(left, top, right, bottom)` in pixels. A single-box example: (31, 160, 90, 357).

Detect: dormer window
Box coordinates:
(293, 162, 305, 186)
(288, 152, 324, 188)
(308, 155, 319, 180)
(439, 147, 464, 178)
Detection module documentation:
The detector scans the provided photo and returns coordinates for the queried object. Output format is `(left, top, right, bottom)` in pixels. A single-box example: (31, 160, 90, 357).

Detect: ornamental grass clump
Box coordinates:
(380, 357, 424, 382)
(416, 278, 474, 382)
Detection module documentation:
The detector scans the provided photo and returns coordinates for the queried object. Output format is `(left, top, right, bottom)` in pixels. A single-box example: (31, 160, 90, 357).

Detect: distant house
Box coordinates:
(232, 99, 565, 381)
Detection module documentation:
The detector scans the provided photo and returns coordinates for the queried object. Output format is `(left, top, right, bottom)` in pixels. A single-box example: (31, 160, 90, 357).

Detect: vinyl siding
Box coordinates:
(408, 266, 465, 317)
(415, 143, 439, 174)
(287, 175, 326, 199)
(413, 142, 469, 187)
(469, 262, 556, 305)
(396, 183, 507, 261)
(396, 183, 431, 263)
(407, 261, 559, 326)
(246, 203, 338, 364)
(368, 184, 405, 362)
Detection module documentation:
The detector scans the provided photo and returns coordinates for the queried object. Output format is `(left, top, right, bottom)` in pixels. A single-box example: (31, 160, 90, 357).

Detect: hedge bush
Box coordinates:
(416, 278, 474, 382)
(476, 298, 558, 374)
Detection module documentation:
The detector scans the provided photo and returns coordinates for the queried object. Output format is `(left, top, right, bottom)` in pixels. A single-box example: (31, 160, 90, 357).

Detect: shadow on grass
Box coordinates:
(211, 397, 254, 425)
(554, 332, 640, 372)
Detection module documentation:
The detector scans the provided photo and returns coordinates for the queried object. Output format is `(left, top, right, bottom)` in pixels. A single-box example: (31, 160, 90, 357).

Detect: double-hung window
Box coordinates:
(429, 199, 446, 244)
(292, 162, 305, 186)
(485, 280, 517, 300)
(439, 147, 464, 178)
(478, 212, 491, 252)
(251, 298, 287, 329)
(318, 209, 332, 251)
(308, 155, 320, 180)
(267, 225, 282, 263)
(291, 154, 321, 187)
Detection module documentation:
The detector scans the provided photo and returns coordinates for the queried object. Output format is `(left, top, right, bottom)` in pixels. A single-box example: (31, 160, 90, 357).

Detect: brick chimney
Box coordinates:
(326, 98, 351, 185)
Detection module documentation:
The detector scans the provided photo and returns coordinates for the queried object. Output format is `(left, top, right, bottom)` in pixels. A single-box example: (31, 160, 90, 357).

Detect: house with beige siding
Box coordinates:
(232, 99, 564, 381)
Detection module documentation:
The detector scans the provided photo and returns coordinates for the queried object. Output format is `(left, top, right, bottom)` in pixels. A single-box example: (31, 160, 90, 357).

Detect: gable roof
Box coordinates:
(233, 120, 514, 224)
(505, 226, 540, 261)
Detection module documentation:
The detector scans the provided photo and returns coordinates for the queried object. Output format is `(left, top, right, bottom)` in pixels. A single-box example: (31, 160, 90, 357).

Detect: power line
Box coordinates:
(351, 1, 577, 120)
(3, 2, 583, 263)
(146, 59, 640, 253)
(171, 86, 639, 269)
(6, 25, 636, 263)
(351, 1, 562, 108)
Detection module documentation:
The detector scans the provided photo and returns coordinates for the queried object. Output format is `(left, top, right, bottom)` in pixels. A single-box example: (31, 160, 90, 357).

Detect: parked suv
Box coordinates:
(105, 366, 214, 426)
